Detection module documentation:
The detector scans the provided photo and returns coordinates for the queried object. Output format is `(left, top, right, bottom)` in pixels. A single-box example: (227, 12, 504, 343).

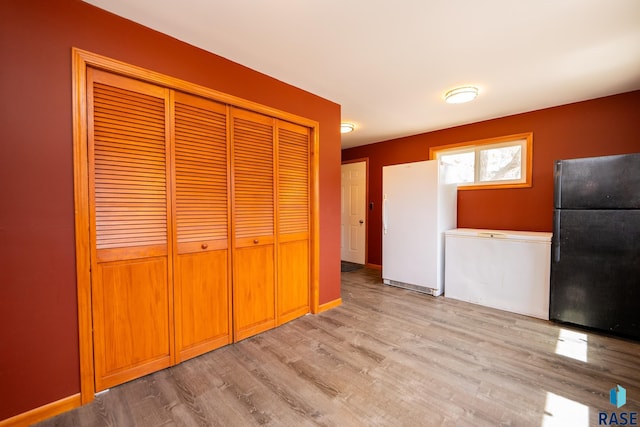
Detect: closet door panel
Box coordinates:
(173, 92, 231, 361)
(233, 245, 275, 341)
(277, 239, 309, 324)
(88, 69, 172, 391)
(93, 258, 171, 391)
(231, 109, 276, 341)
(276, 121, 310, 325)
(175, 250, 229, 361)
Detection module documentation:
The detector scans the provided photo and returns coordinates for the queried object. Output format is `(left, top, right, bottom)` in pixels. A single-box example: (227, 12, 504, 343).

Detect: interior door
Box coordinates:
(340, 161, 366, 264)
(276, 120, 310, 325)
(88, 69, 173, 391)
(172, 92, 232, 362)
(231, 108, 276, 341)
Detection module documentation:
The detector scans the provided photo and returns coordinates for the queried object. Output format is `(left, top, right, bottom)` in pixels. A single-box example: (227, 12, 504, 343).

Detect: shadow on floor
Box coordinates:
(341, 261, 363, 272)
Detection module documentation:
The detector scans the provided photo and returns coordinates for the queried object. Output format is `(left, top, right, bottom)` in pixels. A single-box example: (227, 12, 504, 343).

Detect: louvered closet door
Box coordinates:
(173, 92, 231, 362)
(88, 69, 173, 391)
(231, 108, 276, 341)
(276, 121, 311, 325)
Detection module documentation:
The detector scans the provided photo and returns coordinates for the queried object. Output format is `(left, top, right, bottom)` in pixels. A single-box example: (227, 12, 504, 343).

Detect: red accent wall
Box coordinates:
(342, 91, 640, 266)
(0, 0, 341, 420)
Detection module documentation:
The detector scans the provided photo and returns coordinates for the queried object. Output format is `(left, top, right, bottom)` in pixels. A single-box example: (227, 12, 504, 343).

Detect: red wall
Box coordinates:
(0, 0, 341, 420)
(342, 91, 640, 266)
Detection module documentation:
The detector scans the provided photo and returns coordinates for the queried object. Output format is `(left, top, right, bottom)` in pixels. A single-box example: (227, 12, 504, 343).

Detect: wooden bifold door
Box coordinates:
(173, 92, 232, 363)
(85, 67, 311, 392)
(88, 70, 175, 391)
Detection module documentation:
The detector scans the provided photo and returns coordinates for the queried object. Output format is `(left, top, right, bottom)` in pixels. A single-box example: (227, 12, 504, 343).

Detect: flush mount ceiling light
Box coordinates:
(444, 86, 479, 104)
(340, 122, 355, 133)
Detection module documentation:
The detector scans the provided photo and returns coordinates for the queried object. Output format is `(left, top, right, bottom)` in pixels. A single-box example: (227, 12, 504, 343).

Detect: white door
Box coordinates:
(341, 161, 366, 264)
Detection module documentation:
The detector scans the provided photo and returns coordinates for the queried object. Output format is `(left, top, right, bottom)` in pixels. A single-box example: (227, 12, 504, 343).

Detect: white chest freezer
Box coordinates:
(444, 228, 552, 319)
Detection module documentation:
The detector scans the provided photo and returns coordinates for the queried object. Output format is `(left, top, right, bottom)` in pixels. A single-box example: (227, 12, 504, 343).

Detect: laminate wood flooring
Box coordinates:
(37, 268, 640, 426)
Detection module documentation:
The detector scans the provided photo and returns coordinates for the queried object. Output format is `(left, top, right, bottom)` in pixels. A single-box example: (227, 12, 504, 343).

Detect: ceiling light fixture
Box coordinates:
(341, 122, 355, 133)
(444, 86, 479, 104)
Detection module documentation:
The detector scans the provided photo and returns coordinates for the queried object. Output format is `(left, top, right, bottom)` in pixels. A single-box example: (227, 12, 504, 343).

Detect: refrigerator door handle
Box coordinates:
(554, 160, 562, 208)
(553, 211, 561, 262)
(383, 194, 388, 234)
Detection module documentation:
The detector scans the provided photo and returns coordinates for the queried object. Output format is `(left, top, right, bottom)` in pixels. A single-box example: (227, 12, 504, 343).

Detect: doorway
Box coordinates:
(340, 160, 367, 265)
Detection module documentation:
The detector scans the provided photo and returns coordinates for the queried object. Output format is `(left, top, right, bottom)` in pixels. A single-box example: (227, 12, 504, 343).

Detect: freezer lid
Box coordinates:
(444, 228, 552, 242)
(554, 152, 640, 209)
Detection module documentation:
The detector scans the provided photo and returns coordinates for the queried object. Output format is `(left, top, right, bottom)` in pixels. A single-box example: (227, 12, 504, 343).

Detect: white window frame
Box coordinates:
(429, 132, 533, 190)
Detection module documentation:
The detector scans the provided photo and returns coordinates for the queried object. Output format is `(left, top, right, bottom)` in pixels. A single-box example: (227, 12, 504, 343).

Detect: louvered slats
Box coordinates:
(174, 95, 228, 245)
(93, 82, 168, 250)
(278, 126, 309, 235)
(85, 64, 314, 391)
(233, 114, 274, 239)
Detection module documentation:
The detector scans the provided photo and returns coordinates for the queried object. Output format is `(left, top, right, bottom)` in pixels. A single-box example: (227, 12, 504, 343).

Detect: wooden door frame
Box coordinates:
(340, 158, 369, 266)
(72, 48, 320, 404)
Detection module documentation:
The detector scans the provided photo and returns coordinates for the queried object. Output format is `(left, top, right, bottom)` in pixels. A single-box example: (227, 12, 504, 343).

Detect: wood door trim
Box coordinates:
(72, 49, 94, 405)
(75, 49, 319, 129)
(273, 120, 280, 329)
(310, 125, 320, 314)
(72, 48, 320, 404)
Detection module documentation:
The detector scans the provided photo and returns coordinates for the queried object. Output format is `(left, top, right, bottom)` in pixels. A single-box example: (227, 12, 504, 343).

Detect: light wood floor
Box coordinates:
(38, 268, 640, 426)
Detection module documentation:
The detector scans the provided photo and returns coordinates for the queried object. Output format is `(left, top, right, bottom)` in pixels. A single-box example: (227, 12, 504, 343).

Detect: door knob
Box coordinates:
(201, 243, 208, 249)
(253, 239, 259, 244)
(359, 219, 364, 224)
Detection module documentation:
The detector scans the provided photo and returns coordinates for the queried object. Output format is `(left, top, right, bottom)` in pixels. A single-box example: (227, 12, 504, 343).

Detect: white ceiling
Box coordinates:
(83, 0, 640, 149)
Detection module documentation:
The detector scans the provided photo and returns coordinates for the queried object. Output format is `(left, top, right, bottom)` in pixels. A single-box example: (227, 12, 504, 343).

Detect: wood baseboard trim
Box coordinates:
(366, 263, 382, 270)
(0, 393, 81, 427)
(317, 297, 342, 313)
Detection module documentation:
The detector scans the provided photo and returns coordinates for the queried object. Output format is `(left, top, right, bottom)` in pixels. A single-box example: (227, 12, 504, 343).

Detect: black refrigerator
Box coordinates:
(550, 153, 640, 341)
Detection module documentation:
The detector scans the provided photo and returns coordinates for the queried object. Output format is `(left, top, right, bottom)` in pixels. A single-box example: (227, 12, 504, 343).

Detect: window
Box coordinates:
(429, 132, 533, 190)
